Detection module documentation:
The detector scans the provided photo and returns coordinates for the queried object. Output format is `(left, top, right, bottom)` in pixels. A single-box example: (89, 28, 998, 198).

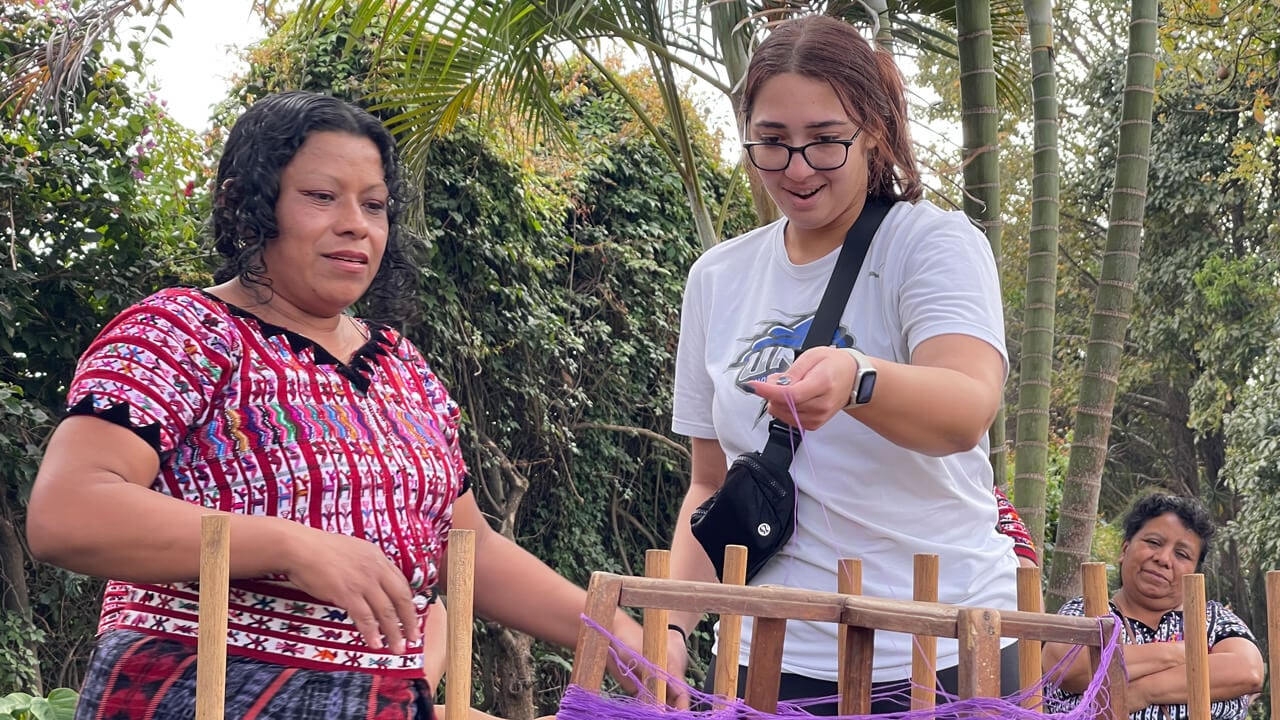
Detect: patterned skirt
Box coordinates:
(75, 630, 435, 720)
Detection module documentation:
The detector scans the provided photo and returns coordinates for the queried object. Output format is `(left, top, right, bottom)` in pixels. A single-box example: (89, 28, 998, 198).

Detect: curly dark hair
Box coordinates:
(1122, 492, 1216, 568)
(210, 91, 416, 324)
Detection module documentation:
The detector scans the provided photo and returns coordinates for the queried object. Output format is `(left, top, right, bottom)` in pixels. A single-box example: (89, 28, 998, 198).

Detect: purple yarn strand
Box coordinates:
(556, 614, 1125, 720)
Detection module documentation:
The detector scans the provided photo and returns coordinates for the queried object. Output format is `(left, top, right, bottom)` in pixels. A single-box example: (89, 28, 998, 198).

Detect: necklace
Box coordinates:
(347, 314, 370, 342)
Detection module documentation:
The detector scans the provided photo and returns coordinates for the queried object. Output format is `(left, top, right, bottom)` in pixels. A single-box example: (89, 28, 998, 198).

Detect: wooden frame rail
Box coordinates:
(569, 572, 1125, 719)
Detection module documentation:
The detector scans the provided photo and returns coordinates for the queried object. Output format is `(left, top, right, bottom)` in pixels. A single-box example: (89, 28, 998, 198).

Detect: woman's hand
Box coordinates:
(747, 335, 1005, 456)
(279, 525, 420, 653)
(608, 616, 692, 708)
(745, 346, 854, 431)
(1125, 676, 1154, 714)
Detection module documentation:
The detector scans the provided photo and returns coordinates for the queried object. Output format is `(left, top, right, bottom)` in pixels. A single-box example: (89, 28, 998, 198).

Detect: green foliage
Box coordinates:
(233, 5, 386, 112)
(0, 688, 77, 720)
(1, 0, 211, 692)
(1, 3, 210, 406)
(1224, 334, 1280, 566)
(0, 612, 44, 695)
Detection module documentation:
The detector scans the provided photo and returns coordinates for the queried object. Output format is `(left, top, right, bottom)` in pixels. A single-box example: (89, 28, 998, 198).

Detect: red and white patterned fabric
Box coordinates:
(993, 485, 1038, 565)
(67, 288, 466, 677)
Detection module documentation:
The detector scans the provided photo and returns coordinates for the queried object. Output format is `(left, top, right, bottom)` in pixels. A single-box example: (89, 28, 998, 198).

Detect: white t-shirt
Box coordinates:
(672, 199, 1019, 683)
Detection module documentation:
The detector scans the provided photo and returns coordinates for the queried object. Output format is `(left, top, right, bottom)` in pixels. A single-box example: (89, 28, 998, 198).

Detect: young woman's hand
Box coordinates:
(745, 346, 856, 430)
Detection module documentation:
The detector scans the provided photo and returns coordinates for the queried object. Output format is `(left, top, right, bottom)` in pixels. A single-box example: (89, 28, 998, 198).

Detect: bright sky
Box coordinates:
(139, 5, 742, 157)
(142, 0, 269, 132)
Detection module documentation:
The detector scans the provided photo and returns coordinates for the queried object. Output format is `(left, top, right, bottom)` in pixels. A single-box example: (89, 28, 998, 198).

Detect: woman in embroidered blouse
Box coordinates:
(25, 91, 645, 720)
(1043, 493, 1264, 720)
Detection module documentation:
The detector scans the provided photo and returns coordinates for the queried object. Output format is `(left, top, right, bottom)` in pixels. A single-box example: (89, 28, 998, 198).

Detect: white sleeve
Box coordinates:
(671, 259, 718, 439)
(896, 212, 1008, 375)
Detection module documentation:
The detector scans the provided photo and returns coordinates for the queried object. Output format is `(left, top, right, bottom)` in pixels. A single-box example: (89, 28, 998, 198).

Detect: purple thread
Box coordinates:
(781, 389, 804, 561)
(556, 614, 1125, 719)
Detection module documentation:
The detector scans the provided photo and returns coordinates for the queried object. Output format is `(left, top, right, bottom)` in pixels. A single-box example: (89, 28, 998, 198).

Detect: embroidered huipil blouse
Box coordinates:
(65, 288, 466, 677)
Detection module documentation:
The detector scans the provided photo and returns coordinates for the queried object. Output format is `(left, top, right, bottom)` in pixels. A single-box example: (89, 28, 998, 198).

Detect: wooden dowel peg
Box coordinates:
(642, 549, 671, 703)
(445, 529, 475, 720)
(1017, 565, 1044, 709)
(911, 553, 939, 714)
(195, 514, 231, 720)
(1182, 574, 1210, 720)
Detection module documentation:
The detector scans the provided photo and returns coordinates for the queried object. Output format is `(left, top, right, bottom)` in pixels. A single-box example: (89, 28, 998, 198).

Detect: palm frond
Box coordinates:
(2, 0, 180, 121)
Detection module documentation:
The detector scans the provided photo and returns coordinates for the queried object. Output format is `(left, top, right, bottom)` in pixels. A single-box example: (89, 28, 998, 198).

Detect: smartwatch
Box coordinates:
(840, 347, 877, 408)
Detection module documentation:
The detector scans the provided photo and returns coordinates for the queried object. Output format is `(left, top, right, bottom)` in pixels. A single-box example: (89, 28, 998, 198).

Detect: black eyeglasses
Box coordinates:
(742, 128, 864, 171)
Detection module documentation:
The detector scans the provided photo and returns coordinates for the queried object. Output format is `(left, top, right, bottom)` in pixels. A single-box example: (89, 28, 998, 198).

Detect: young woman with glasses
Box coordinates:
(664, 15, 1018, 714)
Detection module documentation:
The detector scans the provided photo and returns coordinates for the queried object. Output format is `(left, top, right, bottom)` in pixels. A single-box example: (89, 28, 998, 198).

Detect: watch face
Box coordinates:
(854, 371, 876, 405)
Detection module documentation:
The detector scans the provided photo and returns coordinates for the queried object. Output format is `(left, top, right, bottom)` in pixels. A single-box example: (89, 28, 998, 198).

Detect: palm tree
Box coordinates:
(953, 0, 1006, 479)
(1046, 0, 1159, 609)
(278, 0, 1031, 244)
(5, 1, 1031, 243)
(1012, 0, 1061, 550)
(1, 0, 180, 122)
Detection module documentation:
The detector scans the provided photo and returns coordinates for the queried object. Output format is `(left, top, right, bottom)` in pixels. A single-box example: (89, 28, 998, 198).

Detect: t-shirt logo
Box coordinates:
(731, 313, 854, 387)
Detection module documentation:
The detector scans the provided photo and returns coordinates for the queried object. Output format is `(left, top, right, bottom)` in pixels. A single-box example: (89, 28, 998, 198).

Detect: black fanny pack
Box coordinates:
(690, 420, 801, 582)
(685, 200, 891, 583)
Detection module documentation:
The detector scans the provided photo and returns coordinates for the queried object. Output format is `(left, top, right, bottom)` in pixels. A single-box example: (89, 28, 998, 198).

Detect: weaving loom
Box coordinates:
(193, 522, 1275, 720)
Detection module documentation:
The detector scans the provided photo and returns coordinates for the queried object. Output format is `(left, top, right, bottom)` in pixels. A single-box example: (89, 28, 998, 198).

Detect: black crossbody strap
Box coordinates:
(767, 199, 894, 454)
(801, 199, 893, 352)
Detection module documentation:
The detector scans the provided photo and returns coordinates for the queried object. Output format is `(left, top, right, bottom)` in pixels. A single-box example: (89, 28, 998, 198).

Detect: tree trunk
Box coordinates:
(0, 506, 42, 694)
(1046, 0, 1159, 611)
(955, 0, 1007, 482)
(1011, 0, 1061, 550)
(489, 628, 537, 719)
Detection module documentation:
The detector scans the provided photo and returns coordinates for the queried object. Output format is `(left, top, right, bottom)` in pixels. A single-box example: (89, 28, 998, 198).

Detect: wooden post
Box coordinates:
(837, 558, 872, 716)
(445, 529, 475, 720)
(956, 607, 1001, 700)
(912, 553, 940, 713)
(744, 617, 787, 713)
(1081, 561, 1110, 684)
(714, 545, 749, 701)
(1268, 571, 1280, 720)
(195, 514, 230, 720)
(642, 549, 671, 703)
(1017, 565, 1044, 708)
(569, 573, 625, 689)
(1182, 574, 1210, 720)
(1080, 562, 1110, 617)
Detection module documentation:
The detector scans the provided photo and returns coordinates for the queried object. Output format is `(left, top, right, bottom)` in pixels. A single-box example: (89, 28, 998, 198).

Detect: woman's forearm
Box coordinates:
(1042, 641, 1102, 693)
(30, 478, 304, 582)
(667, 437, 726, 635)
(1130, 652, 1264, 706)
(27, 419, 306, 582)
(848, 354, 1001, 456)
(1118, 641, 1187, 682)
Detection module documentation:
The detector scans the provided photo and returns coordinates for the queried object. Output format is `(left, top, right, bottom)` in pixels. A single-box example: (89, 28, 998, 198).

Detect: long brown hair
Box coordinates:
(739, 15, 922, 203)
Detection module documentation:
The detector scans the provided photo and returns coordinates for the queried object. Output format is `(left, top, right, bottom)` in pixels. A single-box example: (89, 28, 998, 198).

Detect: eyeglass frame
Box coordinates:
(741, 127, 865, 172)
